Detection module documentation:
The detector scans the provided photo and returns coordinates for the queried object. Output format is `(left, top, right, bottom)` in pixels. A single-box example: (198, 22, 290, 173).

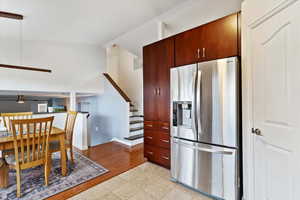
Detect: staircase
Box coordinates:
(124, 103, 144, 141)
(103, 73, 144, 145)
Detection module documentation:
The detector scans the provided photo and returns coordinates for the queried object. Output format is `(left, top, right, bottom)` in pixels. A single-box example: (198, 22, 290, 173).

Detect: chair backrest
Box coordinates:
(10, 117, 54, 168)
(1, 112, 33, 132)
(65, 111, 78, 145)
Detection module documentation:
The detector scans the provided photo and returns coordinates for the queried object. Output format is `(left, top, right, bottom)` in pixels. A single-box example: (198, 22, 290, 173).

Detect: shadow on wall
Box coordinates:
(92, 114, 113, 146)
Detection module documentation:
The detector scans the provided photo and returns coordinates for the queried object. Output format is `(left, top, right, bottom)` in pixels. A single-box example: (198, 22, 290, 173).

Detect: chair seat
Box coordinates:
(49, 140, 70, 151)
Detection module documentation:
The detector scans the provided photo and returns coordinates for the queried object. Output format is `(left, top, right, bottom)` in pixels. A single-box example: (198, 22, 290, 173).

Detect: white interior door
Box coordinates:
(250, 1, 300, 199)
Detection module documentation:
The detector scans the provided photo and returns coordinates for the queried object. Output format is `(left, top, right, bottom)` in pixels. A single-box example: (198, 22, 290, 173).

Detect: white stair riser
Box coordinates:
(129, 129, 144, 137)
(130, 123, 144, 129)
(129, 112, 136, 116)
(130, 117, 143, 122)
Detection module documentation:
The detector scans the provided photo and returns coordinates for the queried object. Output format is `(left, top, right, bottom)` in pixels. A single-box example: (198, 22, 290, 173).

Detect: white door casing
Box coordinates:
(243, 0, 300, 199)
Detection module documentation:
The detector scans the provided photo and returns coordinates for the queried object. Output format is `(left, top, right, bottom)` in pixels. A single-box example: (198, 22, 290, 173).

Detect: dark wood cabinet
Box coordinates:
(143, 38, 174, 168)
(144, 121, 170, 168)
(143, 12, 240, 168)
(174, 27, 203, 66)
(201, 13, 238, 61)
(143, 46, 157, 121)
(143, 37, 174, 122)
(174, 13, 240, 67)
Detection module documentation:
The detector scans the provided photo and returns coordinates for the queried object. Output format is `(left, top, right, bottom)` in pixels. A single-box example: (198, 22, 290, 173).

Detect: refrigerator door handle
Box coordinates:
(173, 139, 234, 155)
(196, 69, 202, 135)
(191, 67, 198, 137)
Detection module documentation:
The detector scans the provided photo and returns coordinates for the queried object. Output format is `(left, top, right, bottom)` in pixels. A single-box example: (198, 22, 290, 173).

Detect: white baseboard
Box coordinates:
(111, 137, 144, 147)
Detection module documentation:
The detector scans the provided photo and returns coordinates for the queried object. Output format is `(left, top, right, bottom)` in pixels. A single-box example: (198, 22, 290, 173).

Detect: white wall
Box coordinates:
(106, 46, 120, 84)
(118, 47, 143, 114)
(106, 0, 242, 57)
(106, 45, 143, 114)
(0, 18, 106, 93)
(96, 78, 130, 145)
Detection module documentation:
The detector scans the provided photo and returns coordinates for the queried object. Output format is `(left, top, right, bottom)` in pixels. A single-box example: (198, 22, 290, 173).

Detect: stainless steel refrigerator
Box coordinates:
(170, 57, 241, 200)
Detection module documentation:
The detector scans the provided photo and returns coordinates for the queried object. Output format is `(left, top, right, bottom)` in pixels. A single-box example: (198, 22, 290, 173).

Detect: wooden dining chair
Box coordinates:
(1, 112, 33, 132)
(49, 111, 77, 164)
(5, 117, 54, 197)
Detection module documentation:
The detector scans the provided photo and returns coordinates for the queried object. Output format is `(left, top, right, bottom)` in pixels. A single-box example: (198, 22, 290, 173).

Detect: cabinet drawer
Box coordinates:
(144, 121, 157, 130)
(156, 133, 170, 149)
(144, 145, 156, 162)
(144, 145, 170, 168)
(157, 122, 170, 133)
(157, 148, 170, 168)
(144, 131, 156, 146)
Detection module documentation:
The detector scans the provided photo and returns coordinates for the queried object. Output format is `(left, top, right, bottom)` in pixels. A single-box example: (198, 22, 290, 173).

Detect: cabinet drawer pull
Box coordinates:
(146, 136, 153, 140)
(146, 124, 153, 127)
(161, 126, 169, 130)
(202, 48, 206, 58)
(161, 139, 169, 143)
(197, 48, 200, 59)
(146, 151, 153, 155)
(162, 156, 169, 160)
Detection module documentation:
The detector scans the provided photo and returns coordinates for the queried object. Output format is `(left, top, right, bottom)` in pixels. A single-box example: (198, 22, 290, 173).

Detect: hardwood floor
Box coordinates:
(47, 142, 146, 200)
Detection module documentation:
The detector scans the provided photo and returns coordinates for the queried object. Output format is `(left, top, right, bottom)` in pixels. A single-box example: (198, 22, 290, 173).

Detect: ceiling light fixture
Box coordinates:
(16, 95, 25, 104)
(0, 11, 52, 73)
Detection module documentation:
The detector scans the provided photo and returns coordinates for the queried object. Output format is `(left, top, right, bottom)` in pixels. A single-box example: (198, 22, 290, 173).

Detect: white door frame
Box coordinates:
(241, 2, 254, 199)
(241, 1, 299, 199)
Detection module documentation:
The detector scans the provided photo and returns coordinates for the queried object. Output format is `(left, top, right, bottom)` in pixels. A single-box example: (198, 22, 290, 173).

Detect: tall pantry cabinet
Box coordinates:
(143, 38, 174, 168)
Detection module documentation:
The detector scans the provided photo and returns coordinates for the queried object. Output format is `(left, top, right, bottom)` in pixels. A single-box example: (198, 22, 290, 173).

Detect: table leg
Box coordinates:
(0, 158, 9, 188)
(59, 135, 67, 176)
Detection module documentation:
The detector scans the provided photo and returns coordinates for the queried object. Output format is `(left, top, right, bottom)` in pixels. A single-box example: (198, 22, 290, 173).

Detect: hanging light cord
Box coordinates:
(19, 18, 23, 65)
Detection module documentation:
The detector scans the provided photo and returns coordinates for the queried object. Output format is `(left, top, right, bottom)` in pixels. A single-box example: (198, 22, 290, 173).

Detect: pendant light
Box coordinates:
(16, 95, 25, 104)
(0, 11, 51, 73)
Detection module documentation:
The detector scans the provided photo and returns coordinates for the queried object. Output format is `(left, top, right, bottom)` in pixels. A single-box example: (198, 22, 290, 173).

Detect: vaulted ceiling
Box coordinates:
(0, 0, 185, 45)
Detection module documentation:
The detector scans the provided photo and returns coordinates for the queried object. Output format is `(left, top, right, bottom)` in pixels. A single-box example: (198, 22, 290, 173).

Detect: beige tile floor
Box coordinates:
(69, 162, 213, 200)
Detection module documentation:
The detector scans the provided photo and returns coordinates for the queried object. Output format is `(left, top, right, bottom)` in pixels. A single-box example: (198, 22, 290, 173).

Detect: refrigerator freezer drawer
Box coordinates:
(171, 138, 238, 200)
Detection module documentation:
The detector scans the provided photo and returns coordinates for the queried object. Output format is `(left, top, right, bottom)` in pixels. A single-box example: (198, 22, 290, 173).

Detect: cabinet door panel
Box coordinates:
(157, 147, 170, 168)
(156, 132, 170, 149)
(175, 27, 203, 67)
(202, 13, 238, 61)
(157, 38, 174, 122)
(144, 121, 157, 130)
(143, 44, 157, 121)
(157, 121, 170, 133)
(144, 130, 156, 146)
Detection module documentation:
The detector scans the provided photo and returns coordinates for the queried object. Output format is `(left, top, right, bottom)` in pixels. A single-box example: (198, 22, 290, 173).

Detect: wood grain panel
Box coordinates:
(202, 13, 238, 61)
(156, 38, 174, 122)
(174, 27, 203, 67)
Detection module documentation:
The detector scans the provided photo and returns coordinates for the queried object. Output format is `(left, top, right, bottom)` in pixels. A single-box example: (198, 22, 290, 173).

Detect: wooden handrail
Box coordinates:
(103, 73, 131, 102)
(0, 11, 23, 20)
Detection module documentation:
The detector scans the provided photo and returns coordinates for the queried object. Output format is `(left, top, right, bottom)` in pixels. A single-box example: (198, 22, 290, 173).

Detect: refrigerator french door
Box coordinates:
(170, 57, 240, 200)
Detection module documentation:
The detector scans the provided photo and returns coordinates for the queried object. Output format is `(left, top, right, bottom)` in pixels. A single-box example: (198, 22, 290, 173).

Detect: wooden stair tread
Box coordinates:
(130, 109, 138, 112)
(130, 127, 144, 132)
(130, 115, 144, 118)
(130, 120, 144, 125)
(124, 134, 144, 141)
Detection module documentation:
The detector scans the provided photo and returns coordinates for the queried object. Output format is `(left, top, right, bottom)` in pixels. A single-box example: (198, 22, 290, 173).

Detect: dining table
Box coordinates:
(0, 126, 67, 188)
